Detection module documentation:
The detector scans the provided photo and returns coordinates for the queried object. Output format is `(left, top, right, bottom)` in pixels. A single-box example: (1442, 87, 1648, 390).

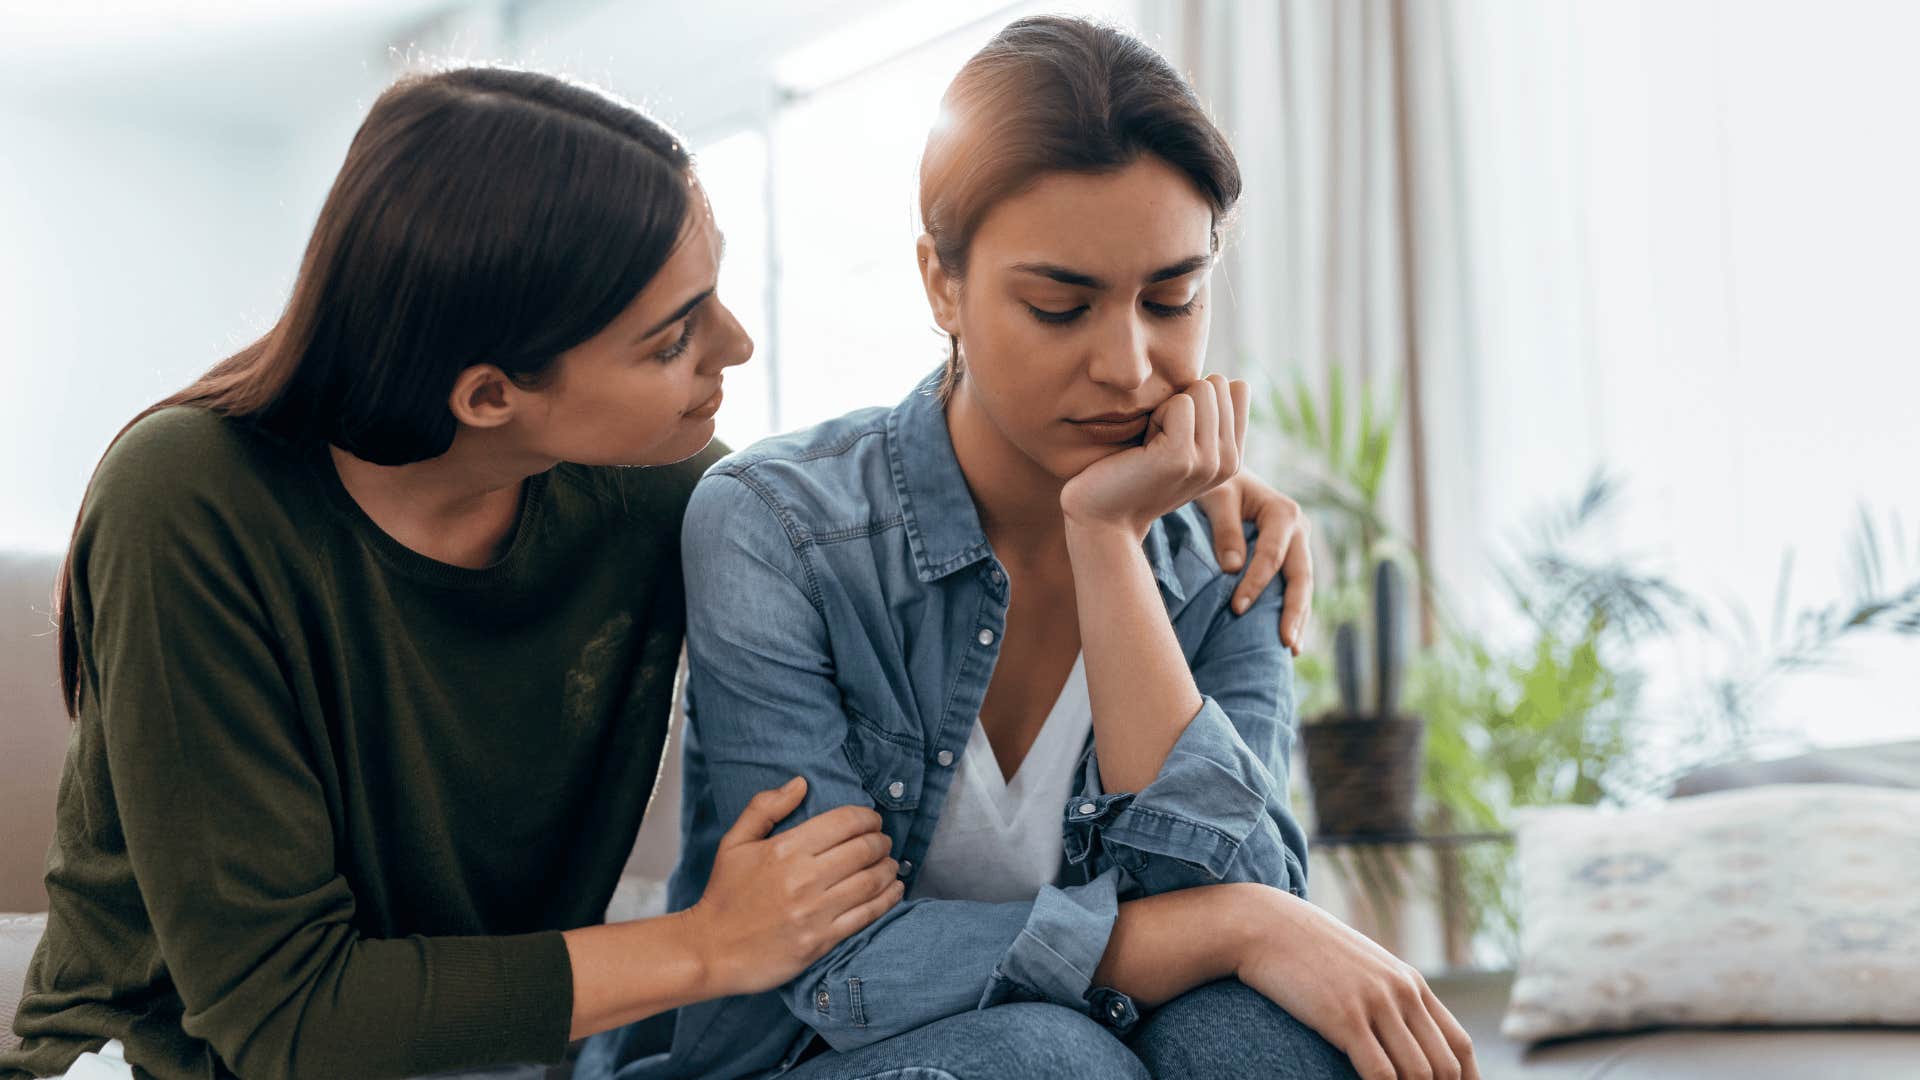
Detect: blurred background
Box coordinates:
(2, 0, 1916, 962)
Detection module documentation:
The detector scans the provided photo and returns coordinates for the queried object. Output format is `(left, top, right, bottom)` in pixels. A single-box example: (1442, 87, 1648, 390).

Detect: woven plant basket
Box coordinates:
(1302, 714, 1426, 836)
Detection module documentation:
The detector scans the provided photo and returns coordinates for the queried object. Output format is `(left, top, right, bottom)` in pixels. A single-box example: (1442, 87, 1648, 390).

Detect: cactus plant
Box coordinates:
(1334, 621, 1363, 715)
(1375, 559, 1404, 717)
(1328, 557, 1408, 720)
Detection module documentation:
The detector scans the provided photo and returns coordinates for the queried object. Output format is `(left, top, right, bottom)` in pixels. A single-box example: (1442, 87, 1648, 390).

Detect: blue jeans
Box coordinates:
(781, 980, 1357, 1080)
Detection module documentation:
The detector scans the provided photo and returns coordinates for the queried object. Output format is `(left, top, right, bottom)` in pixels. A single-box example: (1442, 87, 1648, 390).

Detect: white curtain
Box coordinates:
(1139, 0, 1493, 640)
(1143, 0, 1920, 750)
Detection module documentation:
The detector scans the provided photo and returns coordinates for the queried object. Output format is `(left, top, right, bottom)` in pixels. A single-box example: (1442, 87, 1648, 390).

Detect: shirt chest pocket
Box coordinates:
(841, 708, 927, 866)
(842, 709, 925, 812)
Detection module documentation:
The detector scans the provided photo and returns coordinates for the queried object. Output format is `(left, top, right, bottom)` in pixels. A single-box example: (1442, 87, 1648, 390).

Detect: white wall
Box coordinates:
(0, 7, 427, 550)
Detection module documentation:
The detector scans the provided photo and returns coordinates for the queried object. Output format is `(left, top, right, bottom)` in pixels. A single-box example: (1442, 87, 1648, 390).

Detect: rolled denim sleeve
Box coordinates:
(682, 472, 1128, 1050)
(1062, 559, 1310, 898)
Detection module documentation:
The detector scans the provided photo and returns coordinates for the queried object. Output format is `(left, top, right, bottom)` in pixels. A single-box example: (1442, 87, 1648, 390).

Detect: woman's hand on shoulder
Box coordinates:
(1060, 374, 1250, 539)
(682, 777, 903, 997)
(1235, 888, 1479, 1080)
(1192, 471, 1315, 655)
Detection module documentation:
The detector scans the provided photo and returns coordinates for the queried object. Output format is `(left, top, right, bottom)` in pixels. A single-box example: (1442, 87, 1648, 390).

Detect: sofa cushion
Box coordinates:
(1503, 784, 1920, 1044)
(0, 551, 69, 915)
(1431, 968, 1920, 1078)
(1671, 740, 1920, 797)
(2, 913, 48, 1053)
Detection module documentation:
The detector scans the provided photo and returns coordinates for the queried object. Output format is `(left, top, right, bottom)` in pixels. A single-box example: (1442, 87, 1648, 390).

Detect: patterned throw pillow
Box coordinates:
(1502, 783, 1920, 1042)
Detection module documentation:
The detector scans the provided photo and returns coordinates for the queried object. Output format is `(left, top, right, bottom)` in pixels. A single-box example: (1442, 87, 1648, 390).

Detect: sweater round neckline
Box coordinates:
(310, 444, 551, 589)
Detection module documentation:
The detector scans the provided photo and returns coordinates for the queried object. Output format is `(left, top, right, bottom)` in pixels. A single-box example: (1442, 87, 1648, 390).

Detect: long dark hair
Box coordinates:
(54, 65, 695, 716)
(918, 16, 1242, 397)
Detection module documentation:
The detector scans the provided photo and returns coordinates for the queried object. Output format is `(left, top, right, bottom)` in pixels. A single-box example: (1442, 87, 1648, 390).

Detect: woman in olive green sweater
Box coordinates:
(2, 67, 1314, 1080)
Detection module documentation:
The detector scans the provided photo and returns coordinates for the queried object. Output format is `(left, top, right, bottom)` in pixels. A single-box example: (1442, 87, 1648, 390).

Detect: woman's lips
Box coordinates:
(1065, 412, 1151, 442)
(686, 384, 724, 419)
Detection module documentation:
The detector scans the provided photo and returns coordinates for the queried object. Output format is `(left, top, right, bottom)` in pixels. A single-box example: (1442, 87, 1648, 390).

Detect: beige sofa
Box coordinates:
(5, 548, 1919, 1077)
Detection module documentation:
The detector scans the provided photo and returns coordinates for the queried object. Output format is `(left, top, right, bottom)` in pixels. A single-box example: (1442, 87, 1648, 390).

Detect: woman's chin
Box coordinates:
(641, 420, 718, 466)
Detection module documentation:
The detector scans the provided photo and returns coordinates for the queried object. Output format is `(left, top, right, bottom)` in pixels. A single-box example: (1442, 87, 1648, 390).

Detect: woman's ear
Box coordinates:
(446, 364, 517, 430)
(916, 234, 961, 336)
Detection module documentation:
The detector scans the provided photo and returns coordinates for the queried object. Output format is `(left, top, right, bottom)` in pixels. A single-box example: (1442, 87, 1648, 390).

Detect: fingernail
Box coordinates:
(1223, 553, 1243, 571)
(1233, 597, 1250, 615)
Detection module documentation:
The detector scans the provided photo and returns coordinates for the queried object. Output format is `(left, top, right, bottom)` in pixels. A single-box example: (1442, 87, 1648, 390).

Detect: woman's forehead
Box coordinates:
(972, 160, 1213, 274)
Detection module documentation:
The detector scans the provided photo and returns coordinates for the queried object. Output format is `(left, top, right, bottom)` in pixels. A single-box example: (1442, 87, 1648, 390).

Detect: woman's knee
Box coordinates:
(977, 1003, 1148, 1079)
(789, 1003, 1148, 1080)
(1129, 980, 1358, 1080)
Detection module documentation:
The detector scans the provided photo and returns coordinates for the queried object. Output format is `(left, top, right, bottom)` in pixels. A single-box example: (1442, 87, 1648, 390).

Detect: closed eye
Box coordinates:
(1026, 303, 1088, 325)
(655, 311, 699, 361)
(1145, 298, 1199, 318)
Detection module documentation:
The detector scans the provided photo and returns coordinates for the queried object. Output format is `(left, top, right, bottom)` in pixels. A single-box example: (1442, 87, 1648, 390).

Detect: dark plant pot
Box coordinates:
(1303, 714, 1426, 836)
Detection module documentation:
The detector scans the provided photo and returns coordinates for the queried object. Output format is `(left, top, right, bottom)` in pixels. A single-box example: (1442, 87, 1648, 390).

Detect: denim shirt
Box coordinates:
(581, 373, 1309, 1080)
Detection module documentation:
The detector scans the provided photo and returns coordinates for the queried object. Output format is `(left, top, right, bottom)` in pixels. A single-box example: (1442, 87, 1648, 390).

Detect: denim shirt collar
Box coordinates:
(885, 372, 1188, 602)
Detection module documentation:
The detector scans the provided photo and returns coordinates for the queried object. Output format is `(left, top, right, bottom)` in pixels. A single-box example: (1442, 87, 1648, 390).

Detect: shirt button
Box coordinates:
(1109, 1000, 1126, 1019)
(816, 989, 831, 1009)
(977, 628, 995, 646)
(936, 749, 955, 767)
(989, 568, 1005, 584)
(899, 860, 914, 876)
(888, 780, 906, 799)
(1078, 802, 1098, 816)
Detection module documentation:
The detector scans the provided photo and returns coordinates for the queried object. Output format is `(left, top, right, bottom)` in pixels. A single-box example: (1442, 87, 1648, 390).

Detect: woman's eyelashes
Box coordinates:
(654, 311, 699, 361)
(1025, 302, 1087, 325)
(1022, 297, 1200, 325)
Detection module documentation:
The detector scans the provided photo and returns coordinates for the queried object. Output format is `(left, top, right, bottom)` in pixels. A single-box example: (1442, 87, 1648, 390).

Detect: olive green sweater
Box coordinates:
(2, 408, 721, 1079)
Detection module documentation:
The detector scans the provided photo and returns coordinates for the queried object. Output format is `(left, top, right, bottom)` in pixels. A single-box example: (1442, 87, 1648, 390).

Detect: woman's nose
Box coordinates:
(709, 300, 755, 370)
(1086, 313, 1151, 389)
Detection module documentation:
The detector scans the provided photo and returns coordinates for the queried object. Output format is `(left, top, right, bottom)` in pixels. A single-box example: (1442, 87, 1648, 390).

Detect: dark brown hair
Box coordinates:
(917, 15, 1242, 397)
(54, 65, 694, 716)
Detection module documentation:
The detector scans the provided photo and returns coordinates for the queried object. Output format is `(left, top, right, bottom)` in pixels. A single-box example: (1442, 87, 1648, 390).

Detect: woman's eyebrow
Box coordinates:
(633, 287, 714, 343)
(1146, 254, 1211, 283)
(1010, 254, 1212, 290)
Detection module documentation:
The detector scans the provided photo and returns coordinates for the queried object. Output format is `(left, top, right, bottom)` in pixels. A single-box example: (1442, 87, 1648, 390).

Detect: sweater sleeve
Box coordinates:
(69, 422, 574, 1079)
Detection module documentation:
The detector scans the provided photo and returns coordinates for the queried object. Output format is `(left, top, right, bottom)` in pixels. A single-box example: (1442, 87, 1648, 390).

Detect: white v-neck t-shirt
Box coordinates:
(908, 652, 1094, 904)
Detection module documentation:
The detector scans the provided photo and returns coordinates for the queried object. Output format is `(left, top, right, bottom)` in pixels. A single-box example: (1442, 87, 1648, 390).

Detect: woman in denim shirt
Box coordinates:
(583, 16, 1477, 1080)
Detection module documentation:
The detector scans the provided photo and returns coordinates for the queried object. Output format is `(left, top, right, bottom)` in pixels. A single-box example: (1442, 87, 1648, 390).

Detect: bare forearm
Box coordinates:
(561, 910, 714, 1041)
(1090, 883, 1265, 1007)
(1064, 518, 1204, 793)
